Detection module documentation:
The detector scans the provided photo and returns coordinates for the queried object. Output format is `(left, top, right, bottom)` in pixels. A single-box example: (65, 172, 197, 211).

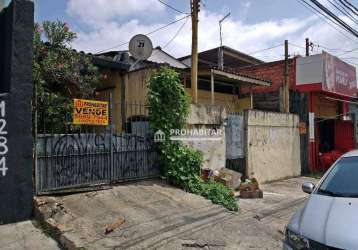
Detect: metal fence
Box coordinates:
(35, 97, 159, 194)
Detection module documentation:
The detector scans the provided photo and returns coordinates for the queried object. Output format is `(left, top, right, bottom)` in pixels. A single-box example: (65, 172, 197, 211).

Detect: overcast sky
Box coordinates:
(9, 0, 358, 64)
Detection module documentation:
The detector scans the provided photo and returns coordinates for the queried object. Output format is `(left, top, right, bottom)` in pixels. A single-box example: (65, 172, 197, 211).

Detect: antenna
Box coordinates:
(218, 12, 230, 70)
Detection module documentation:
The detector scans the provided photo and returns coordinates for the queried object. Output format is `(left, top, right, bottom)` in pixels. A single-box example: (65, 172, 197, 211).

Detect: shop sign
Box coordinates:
(73, 99, 108, 126)
(323, 51, 357, 98)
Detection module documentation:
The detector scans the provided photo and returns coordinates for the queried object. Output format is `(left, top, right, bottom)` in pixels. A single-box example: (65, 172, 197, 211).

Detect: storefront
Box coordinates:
(296, 52, 357, 172)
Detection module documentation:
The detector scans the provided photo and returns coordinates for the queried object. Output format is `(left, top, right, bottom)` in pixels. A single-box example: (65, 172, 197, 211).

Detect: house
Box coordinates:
(94, 46, 271, 132)
(93, 46, 280, 176)
(179, 46, 267, 112)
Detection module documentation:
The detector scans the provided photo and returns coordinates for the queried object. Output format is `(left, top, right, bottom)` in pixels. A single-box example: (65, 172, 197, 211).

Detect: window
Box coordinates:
(318, 156, 358, 197)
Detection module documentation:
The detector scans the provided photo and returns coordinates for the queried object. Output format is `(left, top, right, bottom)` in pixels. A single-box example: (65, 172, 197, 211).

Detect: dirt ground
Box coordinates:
(0, 220, 60, 250)
(34, 176, 317, 250)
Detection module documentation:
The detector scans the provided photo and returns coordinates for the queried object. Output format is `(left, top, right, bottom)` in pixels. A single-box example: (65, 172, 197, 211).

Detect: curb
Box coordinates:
(33, 197, 81, 250)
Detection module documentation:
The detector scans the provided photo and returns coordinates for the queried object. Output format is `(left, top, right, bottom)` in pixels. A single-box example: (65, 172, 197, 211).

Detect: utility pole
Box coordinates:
(284, 40, 290, 113)
(305, 38, 310, 56)
(218, 12, 230, 70)
(191, 0, 199, 104)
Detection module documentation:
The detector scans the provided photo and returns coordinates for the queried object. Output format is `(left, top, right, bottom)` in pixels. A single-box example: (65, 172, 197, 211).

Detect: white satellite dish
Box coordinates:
(129, 34, 153, 61)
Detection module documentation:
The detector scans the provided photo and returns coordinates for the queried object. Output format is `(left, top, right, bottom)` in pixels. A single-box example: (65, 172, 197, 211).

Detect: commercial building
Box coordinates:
(237, 51, 357, 173)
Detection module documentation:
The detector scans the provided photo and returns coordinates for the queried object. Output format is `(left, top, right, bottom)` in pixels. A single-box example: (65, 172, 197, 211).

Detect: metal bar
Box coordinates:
(211, 69, 214, 105)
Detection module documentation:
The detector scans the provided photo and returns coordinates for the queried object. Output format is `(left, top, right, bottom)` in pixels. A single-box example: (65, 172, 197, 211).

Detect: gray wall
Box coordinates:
(296, 54, 323, 85)
(0, 0, 34, 224)
(245, 110, 301, 183)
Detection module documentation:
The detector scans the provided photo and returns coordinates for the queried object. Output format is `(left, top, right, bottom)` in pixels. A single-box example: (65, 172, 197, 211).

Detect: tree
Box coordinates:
(33, 21, 100, 133)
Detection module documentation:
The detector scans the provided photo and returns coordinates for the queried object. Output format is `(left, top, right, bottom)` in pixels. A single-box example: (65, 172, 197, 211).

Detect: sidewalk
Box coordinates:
(0, 220, 60, 250)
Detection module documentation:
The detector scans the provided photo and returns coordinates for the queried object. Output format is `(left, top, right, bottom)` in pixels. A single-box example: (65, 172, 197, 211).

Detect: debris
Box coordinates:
(104, 218, 125, 235)
(217, 168, 242, 190)
(201, 168, 213, 181)
(253, 215, 261, 221)
(239, 178, 263, 199)
(182, 242, 225, 248)
(85, 192, 98, 198)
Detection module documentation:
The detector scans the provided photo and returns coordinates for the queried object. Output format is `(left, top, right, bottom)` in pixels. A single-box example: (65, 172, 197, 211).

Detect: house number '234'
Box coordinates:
(0, 101, 8, 176)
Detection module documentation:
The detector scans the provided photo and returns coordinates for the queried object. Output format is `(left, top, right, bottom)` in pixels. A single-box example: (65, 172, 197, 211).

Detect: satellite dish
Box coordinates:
(129, 34, 153, 60)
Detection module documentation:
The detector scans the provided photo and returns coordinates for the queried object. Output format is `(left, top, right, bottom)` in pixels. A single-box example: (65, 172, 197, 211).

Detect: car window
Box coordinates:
(318, 156, 358, 197)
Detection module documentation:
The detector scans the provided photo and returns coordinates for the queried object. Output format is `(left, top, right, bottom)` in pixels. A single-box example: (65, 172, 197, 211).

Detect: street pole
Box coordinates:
(284, 40, 290, 113)
(191, 0, 199, 104)
(305, 38, 310, 57)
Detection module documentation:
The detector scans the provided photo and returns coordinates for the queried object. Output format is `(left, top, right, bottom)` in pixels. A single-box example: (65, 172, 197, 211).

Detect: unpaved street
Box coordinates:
(33, 176, 316, 250)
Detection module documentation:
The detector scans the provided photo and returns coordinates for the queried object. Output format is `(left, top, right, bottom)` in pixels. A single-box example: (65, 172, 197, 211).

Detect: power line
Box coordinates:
(312, 43, 358, 54)
(339, 0, 358, 16)
(327, 0, 358, 25)
(308, 0, 358, 37)
(295, 0, 358, 44)
(157, 0, 189, 14)
(248, 43, 283, 55)
(343, 0, 358, 13)
(162, 17, 189, 49)
(95, 15, 190, 54)
(289, 42, 306, 50)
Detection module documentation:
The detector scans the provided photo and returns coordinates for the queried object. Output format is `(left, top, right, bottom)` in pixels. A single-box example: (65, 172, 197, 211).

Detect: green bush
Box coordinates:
(148, 67, 238, 212)
(187, 177, 238, 211)
(160, 142, 203, 187)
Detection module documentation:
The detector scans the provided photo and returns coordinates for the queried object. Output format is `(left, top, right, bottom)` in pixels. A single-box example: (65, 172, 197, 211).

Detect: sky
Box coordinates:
(6, 0, 358, 64)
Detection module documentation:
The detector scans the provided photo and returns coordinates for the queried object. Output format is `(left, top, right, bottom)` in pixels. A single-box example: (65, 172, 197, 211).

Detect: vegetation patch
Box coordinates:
(148, 67, 238, 211)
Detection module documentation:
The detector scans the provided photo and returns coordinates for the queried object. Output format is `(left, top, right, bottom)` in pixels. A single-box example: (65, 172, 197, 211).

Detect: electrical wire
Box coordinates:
(295, 0, 358, 44)
(157, 0, 189, 15)
(308, 0, 358, 37)
(248, 43, 283, 55)
(95, 15, 190, 54)
(343, 0, 358, 12)
(162, 17, 189, 49)
(289, 42, 306, 50)
(340, 0, 358, 15)
(327, 0, 358, 25)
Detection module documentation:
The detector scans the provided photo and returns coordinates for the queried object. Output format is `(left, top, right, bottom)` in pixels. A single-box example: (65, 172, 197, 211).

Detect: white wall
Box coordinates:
(246, 110, 301, 183)
(296, 54, 323, 85)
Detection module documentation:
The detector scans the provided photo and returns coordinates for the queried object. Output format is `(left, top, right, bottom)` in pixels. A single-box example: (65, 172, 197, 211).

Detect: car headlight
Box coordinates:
(285, 228, 310, 250)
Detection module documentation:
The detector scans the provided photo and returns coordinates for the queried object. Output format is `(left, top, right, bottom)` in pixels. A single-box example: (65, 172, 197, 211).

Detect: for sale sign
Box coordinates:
(73, 99, 109, 126)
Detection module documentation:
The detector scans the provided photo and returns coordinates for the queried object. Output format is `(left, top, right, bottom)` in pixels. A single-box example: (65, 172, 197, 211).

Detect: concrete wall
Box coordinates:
(186, 104, 227, 171)
(246, 110, 301, 183)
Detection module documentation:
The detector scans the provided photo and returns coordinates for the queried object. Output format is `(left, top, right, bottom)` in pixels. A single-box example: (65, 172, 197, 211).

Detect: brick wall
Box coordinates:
(237, 58, 296, 94)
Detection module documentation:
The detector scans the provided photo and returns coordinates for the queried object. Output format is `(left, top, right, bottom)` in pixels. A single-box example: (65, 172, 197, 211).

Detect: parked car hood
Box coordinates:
(288, 194, 358, 249)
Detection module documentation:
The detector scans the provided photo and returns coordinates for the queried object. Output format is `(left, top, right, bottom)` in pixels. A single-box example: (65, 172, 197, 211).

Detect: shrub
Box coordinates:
(148, 67, 238, 212)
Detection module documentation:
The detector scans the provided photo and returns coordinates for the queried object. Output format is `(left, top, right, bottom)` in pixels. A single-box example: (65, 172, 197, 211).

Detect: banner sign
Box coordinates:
(323, 51, 357, 97)
(73, 99, 108, 126)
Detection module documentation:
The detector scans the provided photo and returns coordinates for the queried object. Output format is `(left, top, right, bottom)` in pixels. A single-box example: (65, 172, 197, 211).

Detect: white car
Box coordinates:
(284, 150, 358, 250)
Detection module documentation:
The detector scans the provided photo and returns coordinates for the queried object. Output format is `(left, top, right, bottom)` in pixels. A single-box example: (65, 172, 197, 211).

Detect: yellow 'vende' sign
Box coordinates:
(73, 99, 109, 126)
